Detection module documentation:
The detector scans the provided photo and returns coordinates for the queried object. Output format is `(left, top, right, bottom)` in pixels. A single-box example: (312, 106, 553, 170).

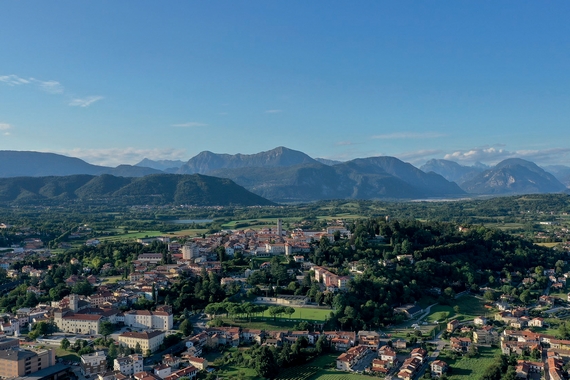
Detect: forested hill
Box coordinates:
(316, 218, 565, 330)
(0, 174, 275, 206)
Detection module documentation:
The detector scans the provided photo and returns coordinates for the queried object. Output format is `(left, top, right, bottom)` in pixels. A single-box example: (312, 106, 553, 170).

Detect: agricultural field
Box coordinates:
(277, 353, 374, 380)
(438, 346, 501, 380)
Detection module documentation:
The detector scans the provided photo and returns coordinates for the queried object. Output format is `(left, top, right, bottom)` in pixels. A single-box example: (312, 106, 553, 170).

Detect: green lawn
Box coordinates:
(98, 230, 164, 242)
(219, 307, 334, 330)
(439, 346, 501, 380)
(276, 353, 374, 380)
(100, 275, 124, 284)
(425, 296, 490, 323)
(55, 347, 81, 362)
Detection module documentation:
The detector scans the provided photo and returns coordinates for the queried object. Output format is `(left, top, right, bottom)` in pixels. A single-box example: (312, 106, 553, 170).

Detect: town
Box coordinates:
(0, 204, 569, 380)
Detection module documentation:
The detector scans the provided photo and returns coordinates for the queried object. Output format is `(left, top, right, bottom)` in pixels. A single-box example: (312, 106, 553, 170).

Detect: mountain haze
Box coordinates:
(0, 174, 274, 206)
(210, 156, 464, 202)
(420, 159, 484, 184)
(461, 158, 567, 194)
(178, 146, 317, 174)
(0, 151, 162, 178)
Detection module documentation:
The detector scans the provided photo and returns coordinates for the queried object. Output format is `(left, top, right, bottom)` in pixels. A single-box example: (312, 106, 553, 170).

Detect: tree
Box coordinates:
(483, 290, 496, 301)
(108, 342, 118, 362)
(135, 342, 142, 354)
(255, 346, 278, 379)
(179, 319, 193, 336)
(60, 338, 70, 350)
(99, 321, 115, 338)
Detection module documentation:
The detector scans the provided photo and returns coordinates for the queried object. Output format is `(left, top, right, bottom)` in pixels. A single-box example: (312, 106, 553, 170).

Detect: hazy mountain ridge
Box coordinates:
(544, 165, 570, 187)
(210, 157, 464, 202)
(1, 149, 568, 201)
(135, 158, 185, 171)
(420, 159, 484, 184)
(0, 174, 274, 206)
(461, 158, 567, 194)
(177, 146, 318, 174)
(0, 151, 162, 178)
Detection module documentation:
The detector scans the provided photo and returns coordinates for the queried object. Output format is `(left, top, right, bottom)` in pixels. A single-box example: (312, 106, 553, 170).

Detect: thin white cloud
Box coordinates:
(0, 74, 64, 93)
(444, 146, 570, 166)
(0, 75, 30, 85)
(397, 149, 445, 165)
(68, 96, 104, 107)
(336, 141, 355, 146)
(1, 74, 102, 106)
(265, 109, 282, 114)
(172, 122, 208, 127)
(60, 147, 188, 167)
(32, 79, 64, 94)
(372, 132, 446, 139)
(0, 123, 12, 136)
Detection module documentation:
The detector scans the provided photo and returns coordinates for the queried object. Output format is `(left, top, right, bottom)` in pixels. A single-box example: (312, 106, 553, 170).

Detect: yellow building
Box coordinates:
(118, 330, 165, 354)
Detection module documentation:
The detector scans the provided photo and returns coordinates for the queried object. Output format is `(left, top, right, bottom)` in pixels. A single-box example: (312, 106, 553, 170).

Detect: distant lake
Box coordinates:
(168, 219, 213, 224)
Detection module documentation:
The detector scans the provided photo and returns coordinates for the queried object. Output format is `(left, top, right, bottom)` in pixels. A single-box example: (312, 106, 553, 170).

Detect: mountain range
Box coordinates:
(0, 174, 274, 206)
(1, 148, 568, 203)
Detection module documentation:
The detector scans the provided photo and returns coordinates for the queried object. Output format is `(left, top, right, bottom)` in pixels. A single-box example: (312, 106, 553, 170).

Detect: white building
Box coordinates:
(114, 354, 144, 375)
(122, 305, 173, 330)
(81, 351, 107, 376)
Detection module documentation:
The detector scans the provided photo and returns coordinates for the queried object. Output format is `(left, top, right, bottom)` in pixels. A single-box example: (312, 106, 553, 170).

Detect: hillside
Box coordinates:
(177, 146, 318, 174)
(461, 158, 567, 194)
(420, 159, 484, 184)
(0, 151, 163, 178)
(210, 156, 464, 202)
(0, 174, 274, 206)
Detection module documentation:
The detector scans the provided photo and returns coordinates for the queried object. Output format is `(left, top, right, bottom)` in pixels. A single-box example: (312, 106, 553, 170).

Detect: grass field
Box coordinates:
(536, 242, 559, 247)
(100, 275, 124, 284)
(439, 346, 501, 380)
(276, 353, 374, 380)
(220, 307, 334, 330)
(55, 347, 81, 362)
(425, 296, 490, 323)
(98, 230, 165, 242)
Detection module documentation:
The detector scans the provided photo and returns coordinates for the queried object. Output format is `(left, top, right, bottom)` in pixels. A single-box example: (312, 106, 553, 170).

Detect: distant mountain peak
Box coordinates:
(461, 158, 567, 194)
(178, 146, 317, 174)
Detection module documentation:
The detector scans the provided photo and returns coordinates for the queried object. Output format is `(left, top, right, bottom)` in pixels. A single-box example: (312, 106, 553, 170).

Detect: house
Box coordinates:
(163, 366, 198, 380)
(336, 345, 369, 371)
(114, 354, 144, 375)
(81, 351, 107, 376)
(474, 316, 488, 326)
(187, 356, 208, 370)
(431, 360, 448, 377)
(370, 359, 390, 374)
(473, 326, 499, 345)
(447, 319, 460, 332)
(450, 337, 472, 353)
(153, 364, 172, 379)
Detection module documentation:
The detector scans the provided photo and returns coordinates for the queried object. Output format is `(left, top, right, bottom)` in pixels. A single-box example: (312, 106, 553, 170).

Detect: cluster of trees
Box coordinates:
(220, 336, 328, 379)
(319, 218, 567, 330)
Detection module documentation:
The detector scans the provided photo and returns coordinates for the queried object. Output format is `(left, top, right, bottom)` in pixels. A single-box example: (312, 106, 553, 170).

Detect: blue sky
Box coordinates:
(1, 1, 570, 167)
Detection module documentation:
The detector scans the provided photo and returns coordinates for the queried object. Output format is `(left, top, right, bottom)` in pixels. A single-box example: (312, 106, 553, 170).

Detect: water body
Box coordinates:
(168, 219, 213, 224)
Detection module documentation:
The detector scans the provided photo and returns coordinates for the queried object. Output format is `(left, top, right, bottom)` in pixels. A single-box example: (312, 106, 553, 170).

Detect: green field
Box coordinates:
(439, 346, 501, 380)
(425, 296, 490, 323)
(277, 353, 374, 380)
(220, 306, 334, 330)
(55, 347, 81, 362)
(98, 230, 165, 242)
